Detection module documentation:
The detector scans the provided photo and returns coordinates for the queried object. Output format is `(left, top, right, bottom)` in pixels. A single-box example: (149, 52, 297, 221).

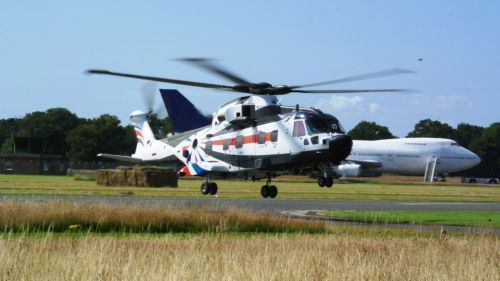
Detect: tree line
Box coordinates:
(0, 108, 497, 176)
(0, 108, 170, 162)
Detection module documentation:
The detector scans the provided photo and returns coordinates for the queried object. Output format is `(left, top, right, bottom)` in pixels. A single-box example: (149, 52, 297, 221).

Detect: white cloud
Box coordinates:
(368, 103, 379, 113)
(315, 95, 380, 115)
(411, 94, 469, 112)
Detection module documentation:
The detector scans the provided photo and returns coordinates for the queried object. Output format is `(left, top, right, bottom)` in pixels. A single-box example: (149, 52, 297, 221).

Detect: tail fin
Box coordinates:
(130, 110, 155, 158)
(98, 110, 175, 163)
(160, 89, 211, 133)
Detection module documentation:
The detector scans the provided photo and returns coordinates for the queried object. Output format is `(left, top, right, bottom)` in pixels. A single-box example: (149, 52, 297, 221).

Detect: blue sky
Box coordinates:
(1, 1, 499, 136)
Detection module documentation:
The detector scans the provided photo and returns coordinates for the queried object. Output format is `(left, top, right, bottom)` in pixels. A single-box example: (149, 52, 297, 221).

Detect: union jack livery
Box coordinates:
(90, 58, 411, 197)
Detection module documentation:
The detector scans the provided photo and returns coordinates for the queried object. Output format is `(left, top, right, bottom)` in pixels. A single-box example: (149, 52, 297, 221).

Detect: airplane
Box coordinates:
(88, 58, 412, 198)
(332, 138, 481, 181)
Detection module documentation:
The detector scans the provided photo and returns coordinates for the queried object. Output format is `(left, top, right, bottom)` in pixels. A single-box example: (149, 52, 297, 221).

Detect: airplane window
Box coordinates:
(258, 132, 266, 144)
(293, 121, 306, 137)
(235, 135, 244, 148)
(223, 139, 230, 151)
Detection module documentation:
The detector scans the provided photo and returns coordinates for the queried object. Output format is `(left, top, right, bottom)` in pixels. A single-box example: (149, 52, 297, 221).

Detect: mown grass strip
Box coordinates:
(1, 174, 499, 202)
(321, 210, 500, 228)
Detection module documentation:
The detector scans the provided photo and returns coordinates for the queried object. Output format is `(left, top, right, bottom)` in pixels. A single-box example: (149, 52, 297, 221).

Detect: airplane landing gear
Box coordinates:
(317, 167, 334, 188)
(200, 176, 218, 195)
(261, 175, 278, 198)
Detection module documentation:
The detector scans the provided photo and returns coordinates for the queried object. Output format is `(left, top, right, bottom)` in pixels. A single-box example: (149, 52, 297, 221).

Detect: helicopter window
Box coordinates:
(258, 132, 266, 144)
(324, 114, 345, 134)
(293, 121, 306, 137)
(311, 135, 319, 145)
(205, 141, 213, 155)
(271, 130, 278, 142)
(305, 115, 330, 135)
(223, 139, 230, 151)
(235, 135, 244, 148)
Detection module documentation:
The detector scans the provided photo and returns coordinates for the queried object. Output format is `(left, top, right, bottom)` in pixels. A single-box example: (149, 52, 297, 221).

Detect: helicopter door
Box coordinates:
(292, 120, 307, 148)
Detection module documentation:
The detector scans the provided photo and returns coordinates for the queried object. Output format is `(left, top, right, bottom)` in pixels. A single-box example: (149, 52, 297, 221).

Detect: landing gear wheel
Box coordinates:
(317, 177, 326, 187)
(325, 177, 333, 188)
(208, 182, 218, 195)
(269, 185, 278, 198)
(261, 185, 269, 198)
(200, 183, 209, 195)
(469, 178, 477, 184)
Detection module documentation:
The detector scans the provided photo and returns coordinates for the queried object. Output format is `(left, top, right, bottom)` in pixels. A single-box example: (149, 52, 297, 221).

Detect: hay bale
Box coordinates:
(96, 169, 109, 185)
(126, 168, 138, 186)
(96, 166, 177, 187)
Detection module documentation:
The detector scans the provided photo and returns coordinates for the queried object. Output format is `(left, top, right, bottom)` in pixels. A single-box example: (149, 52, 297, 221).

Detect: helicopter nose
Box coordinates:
(329, 134, 353, 164)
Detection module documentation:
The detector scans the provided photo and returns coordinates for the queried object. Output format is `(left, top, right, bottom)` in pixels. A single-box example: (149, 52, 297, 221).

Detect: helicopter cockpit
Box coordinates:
(293, 111, 345, 135)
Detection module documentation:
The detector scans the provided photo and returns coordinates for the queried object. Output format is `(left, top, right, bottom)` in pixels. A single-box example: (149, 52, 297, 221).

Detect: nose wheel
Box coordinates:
(317, 166, 334, 188)
(317, 176, 333, 188)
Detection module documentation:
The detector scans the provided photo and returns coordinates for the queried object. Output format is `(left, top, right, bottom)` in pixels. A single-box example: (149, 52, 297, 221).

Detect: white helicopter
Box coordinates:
(89, 58, 411, 198)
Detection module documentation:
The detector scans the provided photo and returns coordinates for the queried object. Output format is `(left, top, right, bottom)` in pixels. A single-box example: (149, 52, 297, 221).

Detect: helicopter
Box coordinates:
(88, 58, 411, 198)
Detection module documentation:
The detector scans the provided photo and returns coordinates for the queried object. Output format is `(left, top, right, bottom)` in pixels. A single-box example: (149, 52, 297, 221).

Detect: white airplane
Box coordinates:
(332, 138, 481, 181)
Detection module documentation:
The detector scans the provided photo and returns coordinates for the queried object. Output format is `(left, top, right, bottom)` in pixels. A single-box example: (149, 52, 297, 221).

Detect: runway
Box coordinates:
(2, 194, 499, 212)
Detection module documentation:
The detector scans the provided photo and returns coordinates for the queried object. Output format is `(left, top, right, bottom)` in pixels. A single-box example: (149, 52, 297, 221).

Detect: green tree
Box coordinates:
(66, 114, 135, 161)
(406, 119, 456, 139)
(470, 123, 500, 177)
(455, 123, 483, 148)
(348, 121, 395, 140)
(18, 108, 82, 156)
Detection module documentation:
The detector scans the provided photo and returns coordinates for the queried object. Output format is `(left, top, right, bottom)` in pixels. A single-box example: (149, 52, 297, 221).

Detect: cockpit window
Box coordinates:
(324, 114, 345, 134)
(293, 111, 345, 135)
(305, 115, 330, 135)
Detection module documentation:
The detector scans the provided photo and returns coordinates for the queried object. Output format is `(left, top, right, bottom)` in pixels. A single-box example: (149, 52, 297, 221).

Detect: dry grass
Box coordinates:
(0, 200, 330, 234)
(0, 234, 498, 281)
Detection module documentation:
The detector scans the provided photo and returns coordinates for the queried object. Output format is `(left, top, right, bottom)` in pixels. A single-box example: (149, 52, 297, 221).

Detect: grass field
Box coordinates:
(0, 195, 498, 280)
(1, 234, 498, 281)
(321, 210, 500, 228)
(1, 174, 499, 202)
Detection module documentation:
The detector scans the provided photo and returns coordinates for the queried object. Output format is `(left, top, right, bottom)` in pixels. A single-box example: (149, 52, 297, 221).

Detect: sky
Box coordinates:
(1, 1, 499, 136)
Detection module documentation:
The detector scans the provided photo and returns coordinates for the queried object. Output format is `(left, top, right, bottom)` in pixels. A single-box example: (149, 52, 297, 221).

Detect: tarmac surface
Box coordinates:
(2, 195, 499, 234)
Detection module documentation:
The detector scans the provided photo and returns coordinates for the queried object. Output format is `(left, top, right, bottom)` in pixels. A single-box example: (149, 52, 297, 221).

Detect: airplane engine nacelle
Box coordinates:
(332, 163, 362, 177)
(224, 104, 256, 125)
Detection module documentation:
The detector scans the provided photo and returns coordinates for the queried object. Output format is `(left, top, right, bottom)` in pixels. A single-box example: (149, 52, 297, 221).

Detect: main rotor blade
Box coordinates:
(86, 69, 235, 91)
(292, 89, 411, 94)
(178, 58, 252, 85)
(292, 68, 414, 89)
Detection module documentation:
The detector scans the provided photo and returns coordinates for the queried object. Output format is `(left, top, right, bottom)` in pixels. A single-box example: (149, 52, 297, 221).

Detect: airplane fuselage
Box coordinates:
(347, 138, 480, 175)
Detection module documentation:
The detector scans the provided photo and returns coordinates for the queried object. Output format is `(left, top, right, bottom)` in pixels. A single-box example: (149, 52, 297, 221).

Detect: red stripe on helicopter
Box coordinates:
(208, 132, 273, 146)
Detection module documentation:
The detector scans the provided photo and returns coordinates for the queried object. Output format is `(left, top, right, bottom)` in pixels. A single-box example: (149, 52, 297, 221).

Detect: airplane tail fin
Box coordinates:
(98, 110, 175, 163)
(160, 89, 211, 133)
(129, 110, 157, 158)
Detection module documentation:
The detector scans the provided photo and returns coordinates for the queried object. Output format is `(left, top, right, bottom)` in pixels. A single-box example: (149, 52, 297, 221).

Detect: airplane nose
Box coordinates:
(472, 153, 481, 166)
(329, 134, 353, 164)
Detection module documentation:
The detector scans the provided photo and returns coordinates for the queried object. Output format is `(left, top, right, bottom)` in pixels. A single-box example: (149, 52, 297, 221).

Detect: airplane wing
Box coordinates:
(346, 159, 383, 169)
(97, 153, 176, 163)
